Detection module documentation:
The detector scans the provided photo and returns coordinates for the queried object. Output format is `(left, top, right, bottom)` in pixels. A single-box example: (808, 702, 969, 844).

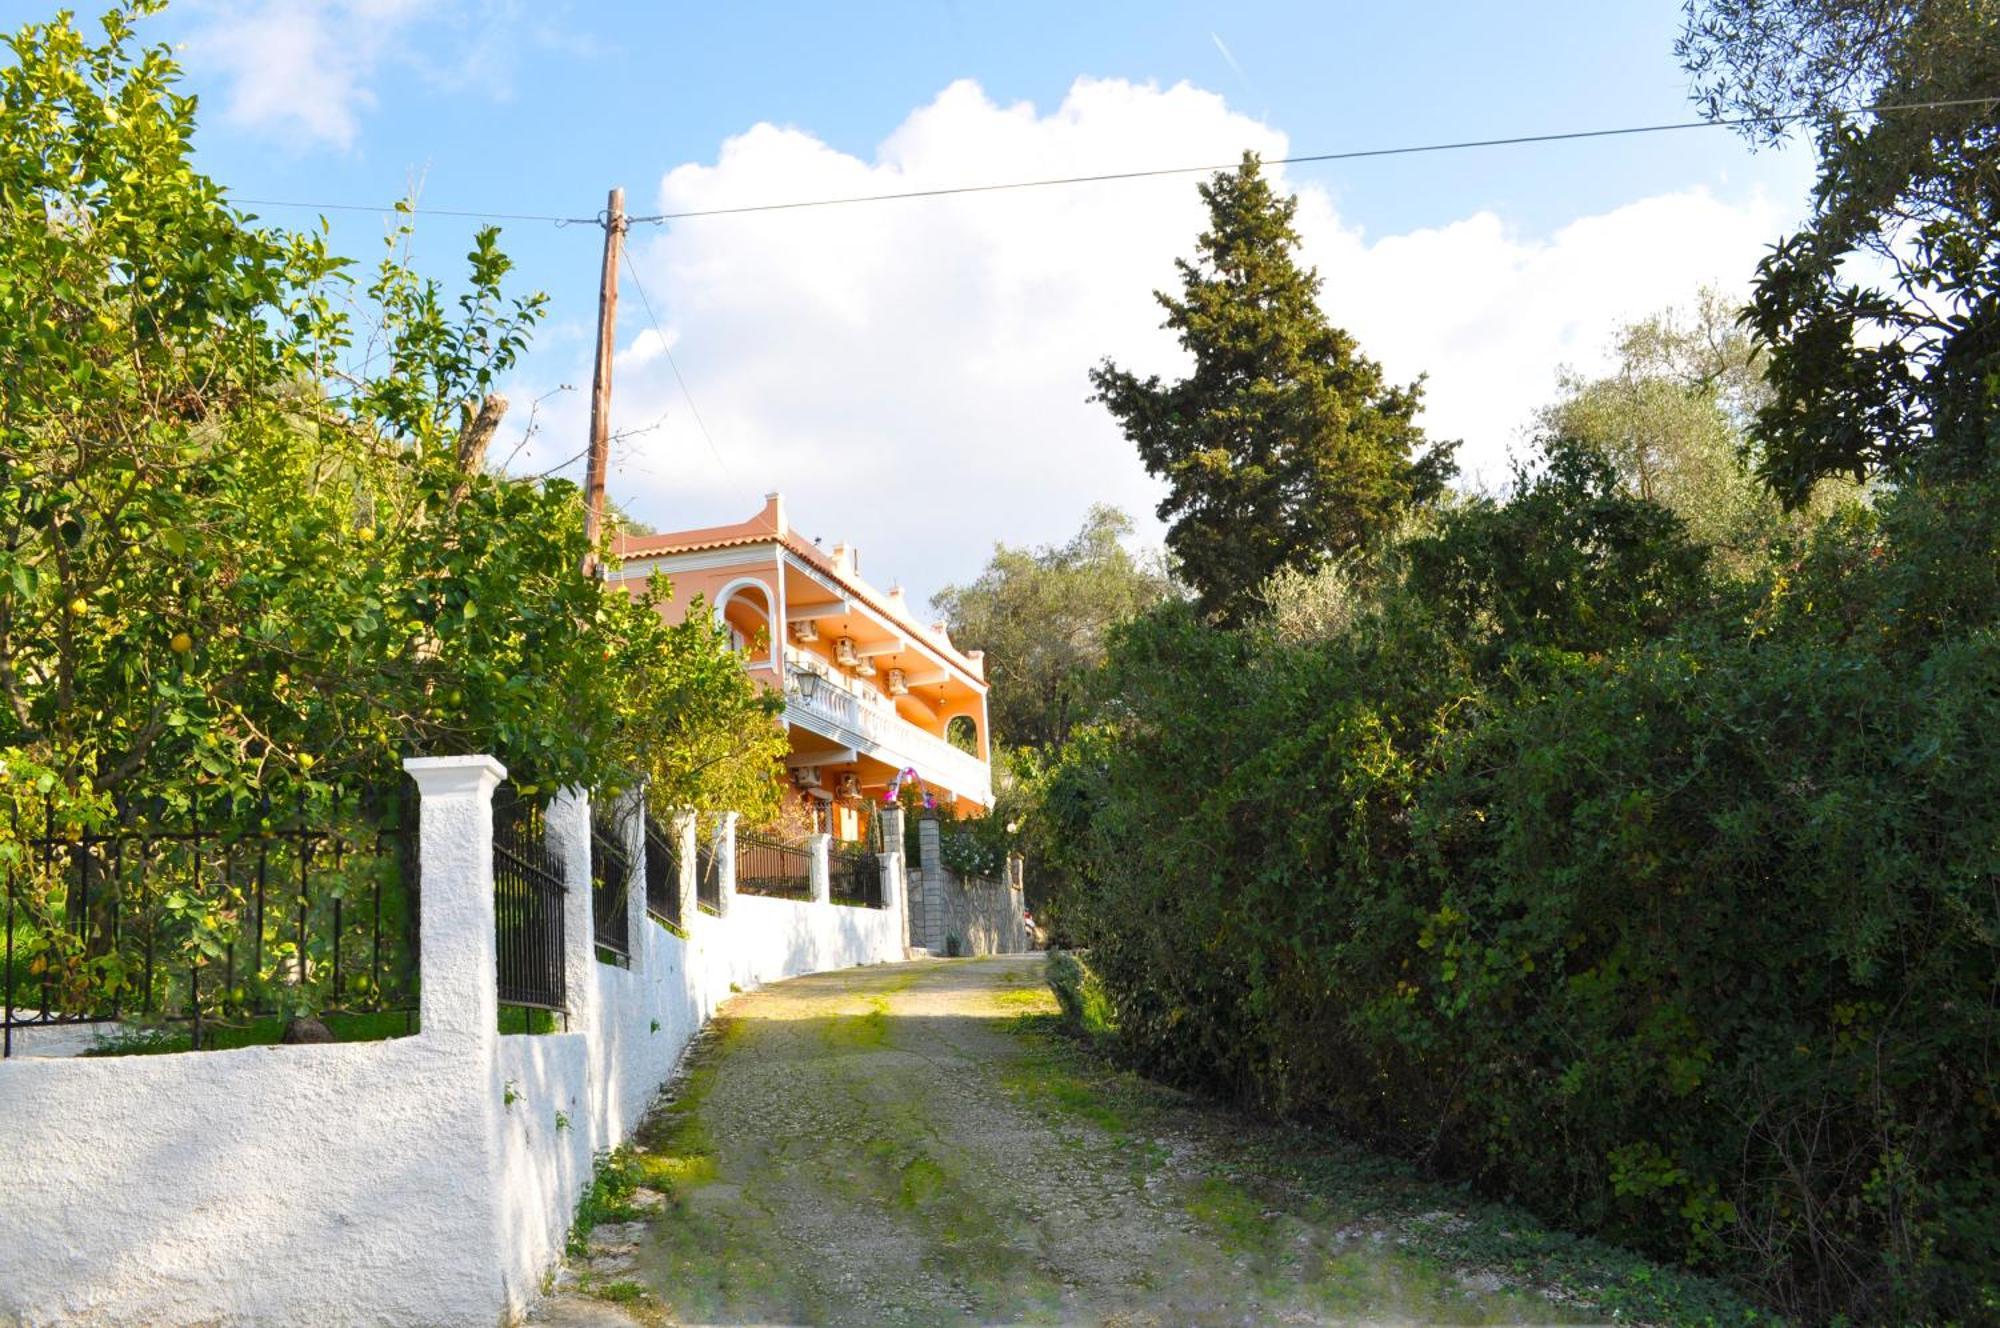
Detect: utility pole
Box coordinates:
(581, 185, 626, 573)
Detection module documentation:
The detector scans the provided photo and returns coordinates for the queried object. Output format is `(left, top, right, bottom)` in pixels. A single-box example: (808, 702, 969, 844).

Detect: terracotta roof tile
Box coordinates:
(612, 516, 984, 686)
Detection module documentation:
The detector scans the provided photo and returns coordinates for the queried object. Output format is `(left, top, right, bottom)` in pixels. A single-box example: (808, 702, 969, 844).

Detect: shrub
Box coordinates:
(1046, 455, 2000, 1323)
(1044, 949, 1115, 1038)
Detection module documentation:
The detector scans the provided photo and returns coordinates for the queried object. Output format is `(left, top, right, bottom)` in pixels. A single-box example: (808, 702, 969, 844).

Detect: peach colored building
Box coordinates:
(610, 494, 992, 840)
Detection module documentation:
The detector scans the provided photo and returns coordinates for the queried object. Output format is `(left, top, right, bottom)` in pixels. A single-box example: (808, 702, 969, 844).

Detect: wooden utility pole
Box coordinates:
(581, 185, 627, 573)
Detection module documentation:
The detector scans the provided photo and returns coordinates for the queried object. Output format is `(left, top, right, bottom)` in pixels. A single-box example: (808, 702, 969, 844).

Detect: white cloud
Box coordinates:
(1289, 187, 1787, 490)
(505, 77, 1791, 607)
(180, 0, 566, 149)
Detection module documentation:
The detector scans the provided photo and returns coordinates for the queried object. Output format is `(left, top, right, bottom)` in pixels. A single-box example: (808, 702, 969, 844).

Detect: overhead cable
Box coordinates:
(227, 96, 2000, 229)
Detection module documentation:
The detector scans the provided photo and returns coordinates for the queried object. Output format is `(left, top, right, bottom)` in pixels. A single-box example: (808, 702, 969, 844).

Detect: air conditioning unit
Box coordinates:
(834, 636, 857, 667)
(791, 618, 819, 643)
(853, 656, 877, 678)
(792, 765, 822, 790)
(886, 668, 908, 696)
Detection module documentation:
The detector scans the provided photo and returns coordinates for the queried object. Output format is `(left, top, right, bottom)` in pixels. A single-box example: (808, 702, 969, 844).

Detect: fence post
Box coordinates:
(403, 756, 506, 1045)
(672, 809, 697, 922)
(547, 787, 597, 1032)
(917, 813, 945, 952)
(715, 810, 739, 916)
(1007, 851, 1027, 952)
(620, 786, 647, 969)
(879, 806, 908, 946)
(807, 831, 831, 905)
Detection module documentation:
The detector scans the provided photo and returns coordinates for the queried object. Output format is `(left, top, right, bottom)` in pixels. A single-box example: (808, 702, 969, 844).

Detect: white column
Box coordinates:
(547, 787, 597, 1032)
(401, 755, 510, 1312)
(715, 810, 740, 917)
(404, 755, 506, 1046)
(672, 809, 698, 922)
(808, 831, 831, 905)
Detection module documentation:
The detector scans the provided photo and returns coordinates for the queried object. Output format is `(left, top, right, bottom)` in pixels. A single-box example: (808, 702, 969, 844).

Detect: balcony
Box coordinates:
(782, 654, 992, 807)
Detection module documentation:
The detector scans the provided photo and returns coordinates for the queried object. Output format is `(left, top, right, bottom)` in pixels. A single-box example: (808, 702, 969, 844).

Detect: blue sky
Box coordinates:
(120, 0, 1816, 604)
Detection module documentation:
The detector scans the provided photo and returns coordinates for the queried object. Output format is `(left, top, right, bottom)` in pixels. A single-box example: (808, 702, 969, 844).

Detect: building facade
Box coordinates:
(611, 493, 992, 841)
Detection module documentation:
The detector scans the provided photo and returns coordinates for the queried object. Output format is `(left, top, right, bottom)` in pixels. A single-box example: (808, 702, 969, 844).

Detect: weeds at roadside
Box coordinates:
(1005, 993, 1775, 1327)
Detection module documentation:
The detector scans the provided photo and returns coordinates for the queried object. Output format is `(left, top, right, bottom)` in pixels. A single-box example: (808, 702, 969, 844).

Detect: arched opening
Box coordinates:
(946, 714, 979, 755)
(713, 578, 775, 669)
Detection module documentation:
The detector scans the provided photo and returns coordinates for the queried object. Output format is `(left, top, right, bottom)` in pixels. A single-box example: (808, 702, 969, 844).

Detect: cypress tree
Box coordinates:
(1091, 154, 1456, 623)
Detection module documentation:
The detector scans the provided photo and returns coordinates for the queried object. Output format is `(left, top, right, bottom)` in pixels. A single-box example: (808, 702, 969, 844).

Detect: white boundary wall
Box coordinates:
(0, 758, 909, 1328)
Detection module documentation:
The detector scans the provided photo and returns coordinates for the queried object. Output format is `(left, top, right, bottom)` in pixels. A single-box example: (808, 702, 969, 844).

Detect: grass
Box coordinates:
(1183, 1174, 1269, 1251)
(566, 1022, 739, 1265)
(1007, 968, 1776, 1328)
(593, 1280, 650, 1305)
(569, 959, 1763, 1326)
(600, 970, 1071, 1324)
(1044, 947, 1115, 1037)
(821, 995, 891, 1050)
(989, 983, 1052, 1010)
(826, 1075, 1065, 1319)
(610, 1017, 832, 1323)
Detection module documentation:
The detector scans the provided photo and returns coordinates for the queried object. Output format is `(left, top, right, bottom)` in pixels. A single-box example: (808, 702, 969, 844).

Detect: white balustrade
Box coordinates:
(783, 651, 991, 804)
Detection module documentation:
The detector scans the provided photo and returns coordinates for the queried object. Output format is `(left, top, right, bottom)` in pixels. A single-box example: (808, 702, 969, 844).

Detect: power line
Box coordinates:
(231, 198, 599, 226)
(618, 247, 751, 505)
(628, 97, 2000, 223)
(225, 96, 1998, 229)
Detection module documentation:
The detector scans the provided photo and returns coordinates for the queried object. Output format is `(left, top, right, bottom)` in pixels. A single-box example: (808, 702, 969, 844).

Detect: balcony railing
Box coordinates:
(783, 653, 991, 804)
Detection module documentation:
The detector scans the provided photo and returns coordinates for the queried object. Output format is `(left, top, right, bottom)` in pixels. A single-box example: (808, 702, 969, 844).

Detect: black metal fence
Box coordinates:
(735, 831, 813, 900)
(491, 786, 566, 1018)
(589, 801, 631, 963)
(830, 843, 884, 908)
(643, 812, 682, 930)
(3, 786, 419, 1058)
(696, 835, 722, 914)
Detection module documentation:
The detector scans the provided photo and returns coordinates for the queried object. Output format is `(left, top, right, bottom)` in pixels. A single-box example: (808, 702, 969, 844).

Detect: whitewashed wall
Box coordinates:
(0, 759, 909, 1328)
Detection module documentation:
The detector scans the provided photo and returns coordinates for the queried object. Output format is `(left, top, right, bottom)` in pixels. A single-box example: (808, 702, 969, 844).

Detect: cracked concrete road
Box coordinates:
(535, 956, 1595, 1327)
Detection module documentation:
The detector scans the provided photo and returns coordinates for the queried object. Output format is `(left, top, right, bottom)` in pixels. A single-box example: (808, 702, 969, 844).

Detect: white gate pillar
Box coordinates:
(403, 755, 506, 1046)
(808, 831, 831, 905)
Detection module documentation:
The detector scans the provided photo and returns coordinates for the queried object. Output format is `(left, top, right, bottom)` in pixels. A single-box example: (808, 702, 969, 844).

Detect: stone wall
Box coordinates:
(910, 815, 1030, 956)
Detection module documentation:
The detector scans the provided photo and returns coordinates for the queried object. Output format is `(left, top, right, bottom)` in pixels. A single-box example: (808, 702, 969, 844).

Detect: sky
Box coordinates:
(111, 0, 1817, 608)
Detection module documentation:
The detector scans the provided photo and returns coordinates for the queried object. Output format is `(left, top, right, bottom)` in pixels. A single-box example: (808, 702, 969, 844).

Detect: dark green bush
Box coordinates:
(1045, 949, 1115, 1038)
(1046, 454, 2000, 1323)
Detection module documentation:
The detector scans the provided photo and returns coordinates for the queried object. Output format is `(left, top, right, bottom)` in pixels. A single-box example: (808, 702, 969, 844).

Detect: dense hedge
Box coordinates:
(1042, 448, 1999, 1323)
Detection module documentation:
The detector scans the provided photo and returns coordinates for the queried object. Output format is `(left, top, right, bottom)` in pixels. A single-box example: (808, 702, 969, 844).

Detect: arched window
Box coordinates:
(946, 714, 979, 755)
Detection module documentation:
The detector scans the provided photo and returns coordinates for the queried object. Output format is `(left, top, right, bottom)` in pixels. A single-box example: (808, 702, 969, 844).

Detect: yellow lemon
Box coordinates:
(169, 632, 193, 654)
(357, 525, 376, 543)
